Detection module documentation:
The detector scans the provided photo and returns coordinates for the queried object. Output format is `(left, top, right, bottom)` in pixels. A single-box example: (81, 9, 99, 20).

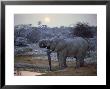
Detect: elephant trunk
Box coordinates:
(47, 49, 52, 71)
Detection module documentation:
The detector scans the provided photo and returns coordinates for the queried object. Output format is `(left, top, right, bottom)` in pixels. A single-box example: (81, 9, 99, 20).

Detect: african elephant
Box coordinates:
(39, 37, 88, 69)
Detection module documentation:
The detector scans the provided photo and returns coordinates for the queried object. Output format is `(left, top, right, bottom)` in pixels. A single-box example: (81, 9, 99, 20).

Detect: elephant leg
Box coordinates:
(75, 56, 84, 68)
(57, 53, 67, 69)
(47, 50, 52, 71)
(79, 57, 84, 67)
(75, 57, 80, 68)
(80, 53, 86, 67)
(63, 57, 67, 67)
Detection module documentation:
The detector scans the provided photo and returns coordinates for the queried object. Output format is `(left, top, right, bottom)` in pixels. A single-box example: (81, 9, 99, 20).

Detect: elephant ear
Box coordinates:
(55, 40, 66, 51)
(50, 38, 66, 52)
(49, 40, 57, 51)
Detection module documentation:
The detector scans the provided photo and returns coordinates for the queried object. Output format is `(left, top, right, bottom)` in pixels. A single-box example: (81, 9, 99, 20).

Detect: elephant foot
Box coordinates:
(75, 65, 80, 69)
(59, 67, 66, 70)
(64, 64, 68, 68)
(76, 59, 84, 68)
(80, 64, 84, 67)
(59, 65, 67, 70)
(49, 68, 52, 71)
(75, 63, 84, 69)
(75, 61, 80, 68)
(80, 61, 84, 67)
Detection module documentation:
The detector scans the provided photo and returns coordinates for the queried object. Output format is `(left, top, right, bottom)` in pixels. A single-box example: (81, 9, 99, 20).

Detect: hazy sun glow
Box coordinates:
(15, 14, 97, 27)
(44, 17, 50, 23)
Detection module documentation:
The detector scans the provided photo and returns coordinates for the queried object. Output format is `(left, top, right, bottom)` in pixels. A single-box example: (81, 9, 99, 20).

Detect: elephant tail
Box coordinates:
(83, 38, 90, 51)
(83, 38, 92, 58)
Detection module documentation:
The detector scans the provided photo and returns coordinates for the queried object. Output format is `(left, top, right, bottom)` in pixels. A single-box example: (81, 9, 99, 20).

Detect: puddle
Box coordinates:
(14, 71, 46, 76)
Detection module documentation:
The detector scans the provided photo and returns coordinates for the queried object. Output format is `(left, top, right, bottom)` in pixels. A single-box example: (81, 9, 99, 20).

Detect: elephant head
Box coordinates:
(39, 38, 58, 51)
(39, 39, 51, 49)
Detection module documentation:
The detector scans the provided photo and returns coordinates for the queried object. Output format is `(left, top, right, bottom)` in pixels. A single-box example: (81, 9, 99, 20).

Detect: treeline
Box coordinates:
(14, 22, 97, 49)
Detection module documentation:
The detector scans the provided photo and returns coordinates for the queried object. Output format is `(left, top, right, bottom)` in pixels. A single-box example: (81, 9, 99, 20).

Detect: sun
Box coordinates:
(44, 17, 50, 23)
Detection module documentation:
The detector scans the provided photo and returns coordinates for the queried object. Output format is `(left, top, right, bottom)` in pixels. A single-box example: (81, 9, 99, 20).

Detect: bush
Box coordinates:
(26, 29, 40, 43)
(73, 22, 93, 38)
(14, 47, 33, 55)
(15, 37, 28, 46)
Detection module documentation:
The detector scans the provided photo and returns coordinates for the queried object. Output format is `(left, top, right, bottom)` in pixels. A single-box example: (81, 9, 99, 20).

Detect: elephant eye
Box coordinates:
(42, 44, 44, 46)
(47, 46, 50, 49)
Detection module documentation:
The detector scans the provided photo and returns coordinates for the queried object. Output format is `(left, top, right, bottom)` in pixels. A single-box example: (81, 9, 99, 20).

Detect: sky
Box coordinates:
(14, 14, 97, 27)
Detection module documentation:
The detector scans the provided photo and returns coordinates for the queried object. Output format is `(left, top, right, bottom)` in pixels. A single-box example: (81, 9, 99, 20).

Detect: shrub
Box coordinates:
(15, 37, 28, 46)
(73, 22, 93, 38)
(26, 29, 40, 43)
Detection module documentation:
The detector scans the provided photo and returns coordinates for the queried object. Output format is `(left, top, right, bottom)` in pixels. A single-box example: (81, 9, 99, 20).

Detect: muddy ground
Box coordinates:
(14, 55, 97, 76)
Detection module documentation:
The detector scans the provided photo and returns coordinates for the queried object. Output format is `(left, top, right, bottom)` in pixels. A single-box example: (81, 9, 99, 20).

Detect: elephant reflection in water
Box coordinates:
(39, 37, 88, 70)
